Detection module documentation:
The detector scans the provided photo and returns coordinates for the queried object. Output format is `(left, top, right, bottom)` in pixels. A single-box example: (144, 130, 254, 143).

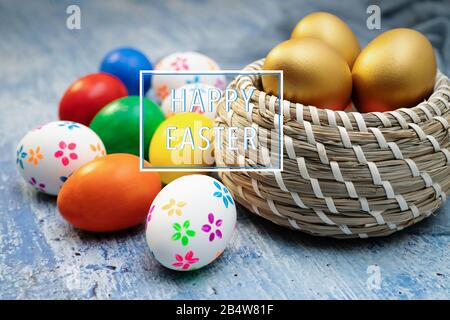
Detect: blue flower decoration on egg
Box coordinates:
(58, 121, 80, 130)
(213, 181, 234, 208)
(186, 75, 201, 86)
(59, 173, 73, 183)
(16, 145, 27, 169)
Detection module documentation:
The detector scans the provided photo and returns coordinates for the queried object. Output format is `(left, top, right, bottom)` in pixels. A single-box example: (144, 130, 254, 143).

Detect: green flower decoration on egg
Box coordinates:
(172, 220, 196, 246)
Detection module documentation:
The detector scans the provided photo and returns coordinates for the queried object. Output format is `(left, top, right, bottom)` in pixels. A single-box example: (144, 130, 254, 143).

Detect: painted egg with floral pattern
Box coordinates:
(152, 52, 226, 101)
(146, 174, 237, 271)
(15, 121, 106, 196)
(160, 83, 221, 120)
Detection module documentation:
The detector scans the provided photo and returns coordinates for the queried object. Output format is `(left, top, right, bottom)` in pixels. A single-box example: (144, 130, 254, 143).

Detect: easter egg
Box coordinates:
(100, 47, 153, 96)
(352, 28, 437, 112)
(16, 121, 106, 196)
(146, 174, 236, 271)
(149, 113, 214, 184)
(160, 83, 221, 120)
(90, 96, 165, 158)
(59, 73, 128, 126)
(291, 12, 361, 67)
(263, 38, 352, 110)
(57, 154, 161, 232)
(152, 52, 226, 101)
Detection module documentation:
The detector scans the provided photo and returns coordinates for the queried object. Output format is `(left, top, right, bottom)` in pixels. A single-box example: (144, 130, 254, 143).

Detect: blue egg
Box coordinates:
(100, 47, 153, 95)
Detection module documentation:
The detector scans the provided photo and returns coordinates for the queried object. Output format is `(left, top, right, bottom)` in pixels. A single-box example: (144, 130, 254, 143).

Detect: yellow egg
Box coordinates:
(352, 28, 437, 113)
(149, 112, 214, 184)
(262, 38, 352, 110)
(291, 12, 360, 67)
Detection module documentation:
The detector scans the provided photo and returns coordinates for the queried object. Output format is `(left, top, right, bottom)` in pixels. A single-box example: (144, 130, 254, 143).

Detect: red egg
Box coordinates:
(59, 73, 128, 126)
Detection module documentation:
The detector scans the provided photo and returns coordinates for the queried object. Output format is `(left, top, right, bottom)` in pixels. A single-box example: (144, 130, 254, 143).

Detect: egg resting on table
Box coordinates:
(89, 96, 165, 158)
(149, 112, 214, 184)
(146, 175, 237, 271)
(57, 153, 161, 232)
(100, 47, 153, 95)
(58, 72, 128, 126)
(16, 121, 106, 195)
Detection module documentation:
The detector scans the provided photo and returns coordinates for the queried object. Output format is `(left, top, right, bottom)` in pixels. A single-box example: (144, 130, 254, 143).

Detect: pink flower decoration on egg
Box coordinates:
(192, 105, 205, 115)
(170, 57, 189, 71)
(214, 78, 224, 90)
(54, 141, 78, 166)
(146, 205, 155, 228)
(202, 212, 223, 242)
(172, 251, 199, 270)
(29, 177, 45, 192)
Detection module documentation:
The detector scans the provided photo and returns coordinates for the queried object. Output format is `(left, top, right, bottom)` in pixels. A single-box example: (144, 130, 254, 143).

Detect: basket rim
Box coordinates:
(233, 59, 450, 130)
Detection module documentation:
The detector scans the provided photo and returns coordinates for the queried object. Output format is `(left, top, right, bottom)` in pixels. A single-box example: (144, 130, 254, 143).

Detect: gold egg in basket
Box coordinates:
(262, 38, 352, 110)
(352, 28, 437, 113)
(291, 12, 361, 68)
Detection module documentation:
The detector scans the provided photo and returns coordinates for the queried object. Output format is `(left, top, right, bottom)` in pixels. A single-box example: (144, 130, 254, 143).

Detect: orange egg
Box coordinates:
(57, 153, 161, 232)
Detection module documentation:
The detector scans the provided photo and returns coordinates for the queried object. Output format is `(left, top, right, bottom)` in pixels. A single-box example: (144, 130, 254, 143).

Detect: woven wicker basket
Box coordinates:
(215, 59, 450, 238)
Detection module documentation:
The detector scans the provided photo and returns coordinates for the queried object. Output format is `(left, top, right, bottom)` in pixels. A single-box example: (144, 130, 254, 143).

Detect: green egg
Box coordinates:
(90, 96, 165, 159)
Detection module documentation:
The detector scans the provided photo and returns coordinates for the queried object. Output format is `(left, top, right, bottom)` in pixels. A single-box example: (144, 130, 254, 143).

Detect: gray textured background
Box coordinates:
(1, 0, 450, 299)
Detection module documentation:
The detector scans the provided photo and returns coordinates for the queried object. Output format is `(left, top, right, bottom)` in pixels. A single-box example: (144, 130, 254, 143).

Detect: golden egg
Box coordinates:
(352, 28, 437, 113)
(262, 38, 352, 110)
(291, 12, 361, 67)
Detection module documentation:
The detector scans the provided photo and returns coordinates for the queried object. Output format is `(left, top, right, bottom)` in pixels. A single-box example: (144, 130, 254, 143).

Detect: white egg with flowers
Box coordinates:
(15, 121, 106, 195)
(152, 51, 226, 101)
(146, 175, 237, 271)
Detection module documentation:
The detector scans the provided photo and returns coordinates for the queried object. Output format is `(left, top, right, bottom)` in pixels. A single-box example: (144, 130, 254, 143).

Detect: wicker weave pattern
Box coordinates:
(215, 59, 450, 238)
